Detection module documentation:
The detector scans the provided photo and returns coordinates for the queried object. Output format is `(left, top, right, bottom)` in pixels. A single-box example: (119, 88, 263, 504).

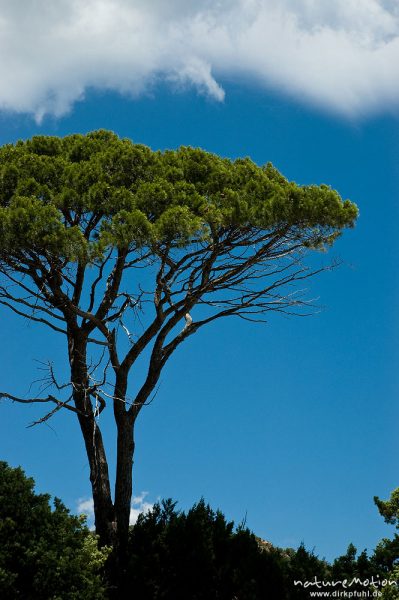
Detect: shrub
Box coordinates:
(0, 462, 108, 599)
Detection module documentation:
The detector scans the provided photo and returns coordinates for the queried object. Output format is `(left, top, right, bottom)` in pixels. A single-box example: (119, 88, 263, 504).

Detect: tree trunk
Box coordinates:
(114, 414, 135, 558)
(78, 413, 116, 547)
(69, 332, 116, 547)
(68, 331, 138, 595)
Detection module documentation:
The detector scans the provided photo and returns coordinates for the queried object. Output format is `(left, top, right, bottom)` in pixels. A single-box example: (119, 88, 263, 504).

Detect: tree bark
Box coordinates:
(68, 331, 116, 548)
(78, 413, 116, 547)
(67, 328, 139, 597)
(113, 413, 135, 585)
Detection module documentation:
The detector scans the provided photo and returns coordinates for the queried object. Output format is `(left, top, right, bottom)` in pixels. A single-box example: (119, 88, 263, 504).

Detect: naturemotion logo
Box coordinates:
(294, 576, 398, 598)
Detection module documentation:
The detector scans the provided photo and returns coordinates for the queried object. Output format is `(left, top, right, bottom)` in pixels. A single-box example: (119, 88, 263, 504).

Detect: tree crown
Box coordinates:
(0, 129, 357, 261)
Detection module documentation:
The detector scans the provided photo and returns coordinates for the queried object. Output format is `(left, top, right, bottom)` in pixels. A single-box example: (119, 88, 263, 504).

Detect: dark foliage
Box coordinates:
(3, 460, 399, 599)
(123, 498, 330, 600)
(372, 536, 399, 574)
(284, 544, 330, 599)
(124, 499, 287, 599)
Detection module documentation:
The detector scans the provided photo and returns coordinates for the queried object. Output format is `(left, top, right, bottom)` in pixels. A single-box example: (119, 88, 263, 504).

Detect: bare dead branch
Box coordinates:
(0, 391, 85, 418)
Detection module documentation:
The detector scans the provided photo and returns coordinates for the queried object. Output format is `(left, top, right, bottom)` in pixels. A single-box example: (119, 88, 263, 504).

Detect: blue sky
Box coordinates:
(1, 0, 399, 563)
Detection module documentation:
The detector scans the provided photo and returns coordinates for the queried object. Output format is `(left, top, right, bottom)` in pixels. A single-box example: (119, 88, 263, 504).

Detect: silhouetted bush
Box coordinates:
(125, 498, 290, 599)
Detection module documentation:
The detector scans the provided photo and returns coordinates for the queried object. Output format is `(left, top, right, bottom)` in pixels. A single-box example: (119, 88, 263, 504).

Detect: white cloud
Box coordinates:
(1, 0, 399, 119)
(77, 491, 153, 529)
(77, 497, 96, 529)
(129, 492, 154, 524)
(77, 497, 96, 519)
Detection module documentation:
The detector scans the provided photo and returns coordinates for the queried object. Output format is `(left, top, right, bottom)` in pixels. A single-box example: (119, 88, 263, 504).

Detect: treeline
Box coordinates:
(1, 461, 398, 599)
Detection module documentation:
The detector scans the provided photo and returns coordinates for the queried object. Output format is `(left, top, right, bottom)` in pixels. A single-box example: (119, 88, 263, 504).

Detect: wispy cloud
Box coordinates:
(77, 497, 96, 519)
(129, 492, 154, 524)
(1, 1, 399, 120)
(77, 491, 153, 528)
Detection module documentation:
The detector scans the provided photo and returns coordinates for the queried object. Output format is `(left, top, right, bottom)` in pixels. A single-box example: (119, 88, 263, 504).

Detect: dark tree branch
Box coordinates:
(0, 300, 68, 334)
(0, 391, 85, 418)
(87, 250, 113, 314)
